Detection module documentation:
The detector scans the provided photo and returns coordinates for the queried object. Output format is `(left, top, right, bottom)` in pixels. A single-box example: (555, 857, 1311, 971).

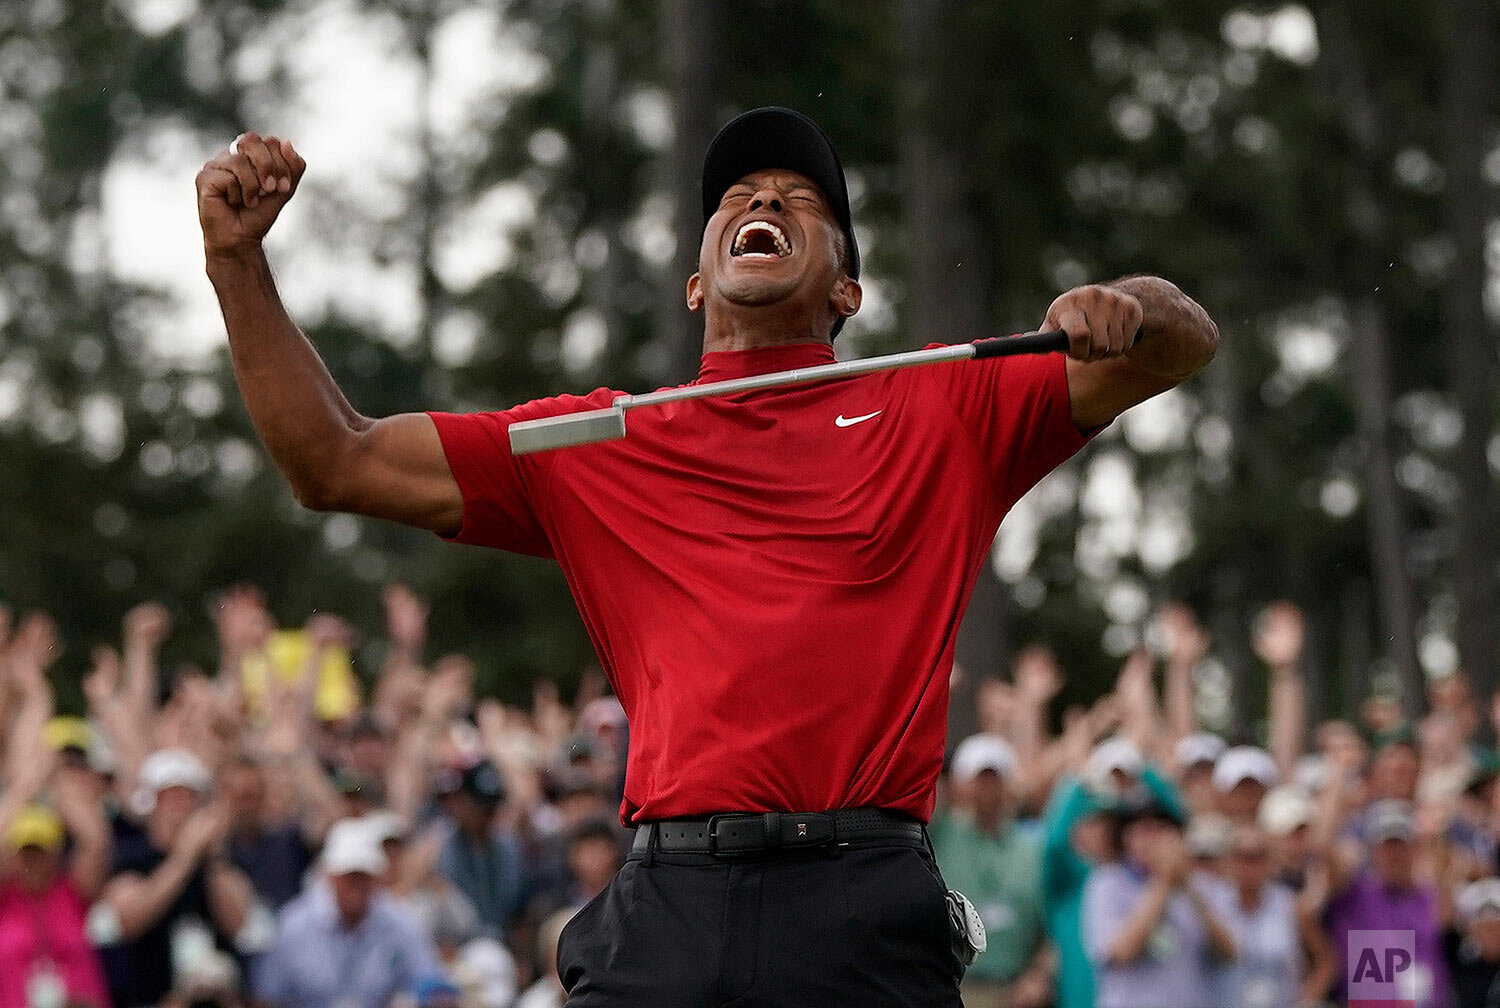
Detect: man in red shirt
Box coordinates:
(198, 107, 1217, 1007)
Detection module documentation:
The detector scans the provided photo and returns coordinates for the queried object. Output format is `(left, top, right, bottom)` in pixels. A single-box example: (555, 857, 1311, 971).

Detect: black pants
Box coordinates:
(557, 839, 964, 1007)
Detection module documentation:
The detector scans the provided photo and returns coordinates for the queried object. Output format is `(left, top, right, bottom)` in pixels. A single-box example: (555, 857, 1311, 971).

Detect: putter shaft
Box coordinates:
(508, 329, 1070, 455)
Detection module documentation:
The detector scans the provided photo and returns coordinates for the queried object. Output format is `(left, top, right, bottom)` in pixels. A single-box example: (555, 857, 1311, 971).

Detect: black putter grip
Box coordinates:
(972, 329, 1070, 358)
(971, 326, 1144, 359)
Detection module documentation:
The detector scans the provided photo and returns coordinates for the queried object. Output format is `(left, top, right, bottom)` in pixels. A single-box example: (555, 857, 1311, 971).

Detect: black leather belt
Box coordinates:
(631, 808, 926, 857)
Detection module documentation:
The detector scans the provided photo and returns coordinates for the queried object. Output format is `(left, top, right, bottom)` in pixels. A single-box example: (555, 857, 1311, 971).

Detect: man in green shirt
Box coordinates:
(931, 734, 1052, 1008)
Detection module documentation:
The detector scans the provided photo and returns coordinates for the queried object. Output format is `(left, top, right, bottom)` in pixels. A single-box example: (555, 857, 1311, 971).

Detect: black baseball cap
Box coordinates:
(435, 759, 507, 807)
(701, 107, 860, 333)
(1116, 790, 1186, 827)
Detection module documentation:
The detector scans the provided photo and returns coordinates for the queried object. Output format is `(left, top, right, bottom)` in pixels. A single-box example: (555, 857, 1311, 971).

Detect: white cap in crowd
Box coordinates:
(1086, 737, 1144, 790)
(322, 818, 389, 877)
(1366, 799, 1416, 844)
(1258, 786, 1314, 837)
(1186, 812, 1233, 858)
(1458, 878, 1500, 924)
(361, 810, 410, 846)
(951, 734, 1017, 784)
(1176, 732, 1227, 770)
(1293, 753, 1331, 795)
(1212, 746, 1278, 793)
(134, 748, 212, 815)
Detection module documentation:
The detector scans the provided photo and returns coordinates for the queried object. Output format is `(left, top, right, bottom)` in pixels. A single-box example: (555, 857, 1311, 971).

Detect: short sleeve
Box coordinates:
(427, 387, 618, 556)
(920, 346, 1097, 513)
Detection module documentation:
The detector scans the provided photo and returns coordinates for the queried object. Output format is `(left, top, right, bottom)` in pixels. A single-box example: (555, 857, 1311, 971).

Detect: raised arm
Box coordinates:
(1256, 601, 1308, 779)
(1010, 646, 1062, 805)
(1114, 649, 1161, 761)
(371, 584, 429, 728)
(53, 766, 112, 901)
(386, 659, 470, 823)
(1046, 276, 1219, 430)
(196, 134, 462, 533)
(120, 602, 170, 725)
(4, 614, 57, 787)
(1158, 603, 1208, 750)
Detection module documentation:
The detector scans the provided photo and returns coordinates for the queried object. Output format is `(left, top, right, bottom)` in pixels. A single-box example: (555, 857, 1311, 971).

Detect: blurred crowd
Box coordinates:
(0, 586, 627, 1008)
(934, 602, 1500, 1008)
(3, 591, 1499, 1008)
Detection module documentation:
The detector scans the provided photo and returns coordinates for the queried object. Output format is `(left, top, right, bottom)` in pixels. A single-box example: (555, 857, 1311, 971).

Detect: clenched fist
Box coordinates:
(196, 132, 306, 256)
(1042, 283, 1144, 362)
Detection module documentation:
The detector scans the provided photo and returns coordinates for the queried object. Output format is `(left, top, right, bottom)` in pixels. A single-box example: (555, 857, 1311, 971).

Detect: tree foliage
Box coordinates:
(1, 0, 1495, 723)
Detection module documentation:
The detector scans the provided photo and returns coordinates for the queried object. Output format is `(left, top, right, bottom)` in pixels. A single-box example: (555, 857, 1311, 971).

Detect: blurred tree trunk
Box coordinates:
(1439, 0, 1499, 701)
(1342, 579, 1374, 718)
(580, 0, 628, 367)
(1348, 297, 1426, 713)
(1319, 10, 1427, 715)
(662, 0, 719, 380)
(406, 0, 445, 395)
(1210, 567, 1252, 734)
(897, 0, 1005, 741)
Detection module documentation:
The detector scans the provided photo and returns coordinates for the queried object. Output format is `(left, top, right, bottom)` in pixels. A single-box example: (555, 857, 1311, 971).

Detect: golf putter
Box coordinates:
(508, 328, 1074, 455)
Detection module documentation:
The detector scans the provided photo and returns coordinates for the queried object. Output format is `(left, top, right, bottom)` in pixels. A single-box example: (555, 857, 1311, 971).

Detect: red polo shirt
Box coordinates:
(429, 341, 1092, 824)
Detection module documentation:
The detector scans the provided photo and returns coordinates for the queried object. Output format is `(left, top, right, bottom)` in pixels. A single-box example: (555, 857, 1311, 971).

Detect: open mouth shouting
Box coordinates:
(731, 220, 793, 260)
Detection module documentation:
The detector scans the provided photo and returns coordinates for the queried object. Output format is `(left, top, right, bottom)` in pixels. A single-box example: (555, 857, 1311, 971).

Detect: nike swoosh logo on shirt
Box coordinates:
(834, 410, 883, 428)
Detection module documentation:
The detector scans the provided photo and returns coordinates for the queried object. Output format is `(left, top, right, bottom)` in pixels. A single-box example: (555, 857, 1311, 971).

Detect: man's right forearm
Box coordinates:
(207, 247, 367, 509)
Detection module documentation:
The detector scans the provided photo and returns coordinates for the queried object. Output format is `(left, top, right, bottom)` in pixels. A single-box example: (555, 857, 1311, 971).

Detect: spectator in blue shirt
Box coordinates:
(1083, 794, 1237, 1008)
(254, 818, 440, 1008)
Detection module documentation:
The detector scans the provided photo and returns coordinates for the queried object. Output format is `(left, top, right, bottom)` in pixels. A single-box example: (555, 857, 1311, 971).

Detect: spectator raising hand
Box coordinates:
(101, 751, 259, 1008)
(8, 611, 60, 696)
(1156, 602, 1209, 752)
(0, 589, 646, 1008)
(532, 679, 572, 760)
(975, 677, 1016, 738)
(4, 613, 58, 793)
(51, 762, 112, 901)
(383, 583, 429, 656)
(1010, 646, 1062, 806)
(1256, 601, 1308, 780)
(1114, 648, 1160, 760)
(19, 570, 1500, 1008)
(1252, 601, 1305, 671)
(121, 602, 171, 719)
(212, 586, 271, 679)
(0, 742, 113, 1008)
(374, 583, 429, 727)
